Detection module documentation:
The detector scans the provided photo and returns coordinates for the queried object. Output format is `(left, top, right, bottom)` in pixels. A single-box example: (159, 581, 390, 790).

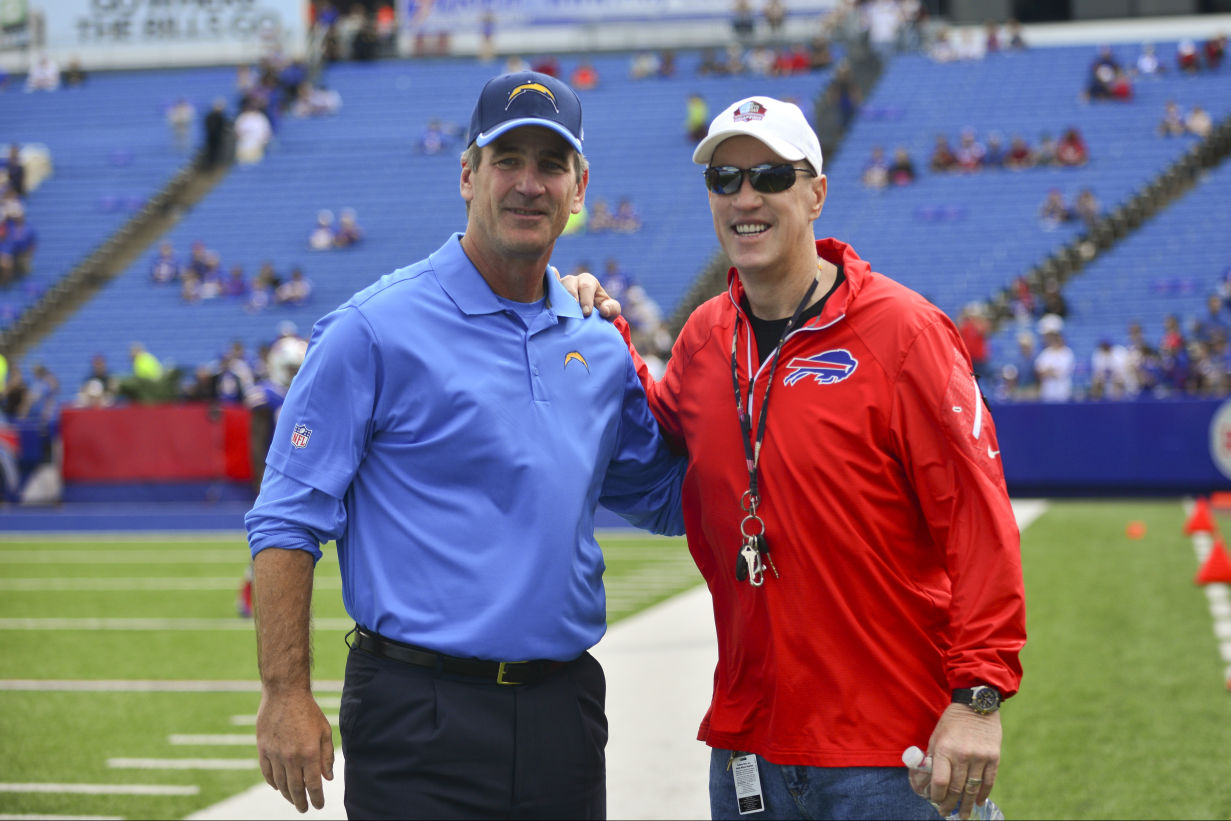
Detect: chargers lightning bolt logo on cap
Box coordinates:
(564, 351, 589, 373)
(507, 83, 558, 112)
(783, 349, 858, 386)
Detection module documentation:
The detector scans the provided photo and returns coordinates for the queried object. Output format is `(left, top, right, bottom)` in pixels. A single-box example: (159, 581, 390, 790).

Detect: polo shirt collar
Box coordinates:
(432, 233, 585, 321)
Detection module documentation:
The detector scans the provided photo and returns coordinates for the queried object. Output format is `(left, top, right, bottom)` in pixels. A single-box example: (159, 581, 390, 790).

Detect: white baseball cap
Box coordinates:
(692, 96, 823, 175)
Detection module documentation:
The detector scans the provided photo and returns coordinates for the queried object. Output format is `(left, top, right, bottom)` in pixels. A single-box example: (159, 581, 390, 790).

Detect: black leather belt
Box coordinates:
(350, 626, 570, 686)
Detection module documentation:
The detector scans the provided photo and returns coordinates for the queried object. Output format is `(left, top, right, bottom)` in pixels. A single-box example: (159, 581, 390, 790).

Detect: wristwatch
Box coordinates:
(952, 685, 1001, 715)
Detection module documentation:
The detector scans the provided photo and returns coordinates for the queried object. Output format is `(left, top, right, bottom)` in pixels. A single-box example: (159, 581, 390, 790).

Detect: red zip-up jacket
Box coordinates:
(629, 238, 1025, 766)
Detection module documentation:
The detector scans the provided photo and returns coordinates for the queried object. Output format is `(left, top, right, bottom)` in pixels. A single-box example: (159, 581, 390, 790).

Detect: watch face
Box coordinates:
(971, 686, 1000, 713)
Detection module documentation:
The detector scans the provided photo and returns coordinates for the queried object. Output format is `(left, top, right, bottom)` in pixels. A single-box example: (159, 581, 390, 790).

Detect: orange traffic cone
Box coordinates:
(1185, 497, 1216, 535)
(1195, 538, 1231, 585)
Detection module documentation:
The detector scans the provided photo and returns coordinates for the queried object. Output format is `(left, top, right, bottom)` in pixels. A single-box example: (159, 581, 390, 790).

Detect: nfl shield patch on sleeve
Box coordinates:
(290, 424, 312, 449)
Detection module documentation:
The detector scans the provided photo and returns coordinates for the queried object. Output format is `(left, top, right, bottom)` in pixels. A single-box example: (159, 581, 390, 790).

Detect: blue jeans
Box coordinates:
(708, 748, 940, 820)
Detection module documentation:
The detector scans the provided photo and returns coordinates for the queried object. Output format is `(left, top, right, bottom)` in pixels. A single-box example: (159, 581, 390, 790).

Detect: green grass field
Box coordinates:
(1, 501, 1229, 820)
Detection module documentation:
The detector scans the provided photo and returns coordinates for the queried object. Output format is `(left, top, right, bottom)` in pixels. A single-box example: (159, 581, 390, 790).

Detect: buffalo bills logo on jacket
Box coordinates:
(783, 349, 858, 386)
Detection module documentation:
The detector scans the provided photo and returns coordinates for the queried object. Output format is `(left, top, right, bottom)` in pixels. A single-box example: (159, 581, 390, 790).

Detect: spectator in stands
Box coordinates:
(611, 198, 642, 233)
(863, 0, 903, 59)
(828, 60, 860, 131)
(1206, 33, 1227, 70)
(983, 131, 1007, 169)
(744, 45, 773, 76)
(983, 19, 1000, 54)
(202, 98, 231, 169)
(222, 265, 249, 298)
(180, 271, 203, 302)
(1055, 127, 1088, 167)
(587, 199, 615, 233)
(570, 61, 600, 91)
(1073, 188, 1101, 229)
(1005, 135, 1033, 170)
(1034, 131, 1058, 166)
(958, 302, 991, 383)
(685, 93, 710, 142)
(62, 57, 86, 87)
(658, 49, 677, 78)
(335, 208, 363, 247)
(1194, 295, 1229, 345)
(1177, 40, 1200, 73)
(1136, 43, 1164, 77)
(1038, 188, 1072, 229)
(861, 145, 890, 189)
(697, 48, 726, 76)
(275, 267, 312, 306)
(234, 98, 273, 164)
(1185, 105, 1212, 139)
(1011, 332, 1039, 399)
(1035, 315, 1074, 402)
(928, 27, 957, 62)
(290, 81, 342, 117)
(198, 251, 224, 298)
(887, 146, 916, 185)
(601, 257, 633, 302)
(0, 203, 36, 282)
(808, 35, 834, 71)
(1040, 277, 1069, 318)
(764, 0, 786, 42)
(1109, 68, 1133, 100)
(351, 17, 382, 61)
(928, 133, 957, 172)
(731, 0, 756, 44)
(954, 127, 986, 172)
(4, 144, 23, 197)
(167, 98, 197, 151)
(1089, 338, 1136, 400)
(2, 361, 25, 417)
(309, 209, 336, 250)
(149, 241, 180, 284)
(24, 54, 60, 92)
(247, 265, 278, 312)
(1006, 18, 1026, 49)
(1158, 100, 1186, 137)
(416, 118, 462, 155)
(17, 363, 58, 423)
(629, 51, 660, 80)
(1085, 64, 1116, 100)
(182, 364, 220, 402)
(773, 44, 812, 76)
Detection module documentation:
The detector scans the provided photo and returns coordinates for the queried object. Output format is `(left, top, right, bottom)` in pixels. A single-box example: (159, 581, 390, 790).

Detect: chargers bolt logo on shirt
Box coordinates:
(783, 349, 858, 386)
(734, 101, 767, 122)
(507, 83, 558, 112)
(564, 351, 590, 373)
(290, 424, 312, 449)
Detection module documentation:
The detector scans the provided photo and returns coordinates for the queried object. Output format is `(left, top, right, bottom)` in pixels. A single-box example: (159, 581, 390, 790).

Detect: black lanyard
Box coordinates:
(729, 276, 820, 505)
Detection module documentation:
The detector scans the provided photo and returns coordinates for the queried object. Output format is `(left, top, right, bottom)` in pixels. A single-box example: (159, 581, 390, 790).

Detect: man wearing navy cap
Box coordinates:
(245, 71, 686, 819)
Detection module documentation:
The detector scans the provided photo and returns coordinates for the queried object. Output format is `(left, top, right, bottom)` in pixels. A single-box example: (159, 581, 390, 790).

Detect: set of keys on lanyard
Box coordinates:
(735, 490, 778, 587)
(729, 274, 820, 588)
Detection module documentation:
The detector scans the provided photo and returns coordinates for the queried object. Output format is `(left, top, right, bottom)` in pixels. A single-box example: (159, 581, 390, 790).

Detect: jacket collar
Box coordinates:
(431, 233, 583, 320)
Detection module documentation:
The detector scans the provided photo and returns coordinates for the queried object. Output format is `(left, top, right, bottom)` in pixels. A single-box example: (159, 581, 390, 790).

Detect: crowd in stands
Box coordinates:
(926, 126, 1088, 174)
(312, 1, 397, 62)
(308, 207, 364, 250)
(1, 145, 40, 287)
(148, 240, 315, 310)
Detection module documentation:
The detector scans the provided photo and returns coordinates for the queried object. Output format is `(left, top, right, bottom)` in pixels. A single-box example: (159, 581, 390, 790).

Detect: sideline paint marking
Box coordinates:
(169, 734, 255, 746)
(108, 758, 258, 771)
(230, 714, 338, 726)
(0, 680, 344, 692)
(0, 618, 353, 631)
(0, 577, 341, 591)
(0, 550, 247, 564)
(0, 783, 199, 795)
(0, 815, 123, 820)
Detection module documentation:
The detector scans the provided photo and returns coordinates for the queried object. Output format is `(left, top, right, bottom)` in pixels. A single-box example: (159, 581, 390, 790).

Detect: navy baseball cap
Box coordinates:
(467, 71, 584, 154)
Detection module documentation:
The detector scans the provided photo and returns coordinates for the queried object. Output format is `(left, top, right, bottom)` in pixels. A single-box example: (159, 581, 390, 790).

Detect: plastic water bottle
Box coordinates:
(902, 746, 1006, 820)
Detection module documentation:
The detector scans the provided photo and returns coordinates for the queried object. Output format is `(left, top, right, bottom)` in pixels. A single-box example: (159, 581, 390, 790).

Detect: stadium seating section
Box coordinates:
(7, 41, 1229, 394)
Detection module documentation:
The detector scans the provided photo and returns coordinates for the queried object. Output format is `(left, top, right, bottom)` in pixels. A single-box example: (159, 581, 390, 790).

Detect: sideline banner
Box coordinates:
(32, 0, 307, 67)
(403, 0, 836, 30)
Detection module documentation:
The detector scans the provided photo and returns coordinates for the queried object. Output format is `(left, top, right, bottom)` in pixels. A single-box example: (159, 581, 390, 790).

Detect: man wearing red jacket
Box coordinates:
(628, 97, 1026, 819)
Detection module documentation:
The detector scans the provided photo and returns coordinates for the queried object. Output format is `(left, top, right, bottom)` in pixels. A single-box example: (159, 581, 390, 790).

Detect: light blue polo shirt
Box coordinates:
(245, 235, 686, 662)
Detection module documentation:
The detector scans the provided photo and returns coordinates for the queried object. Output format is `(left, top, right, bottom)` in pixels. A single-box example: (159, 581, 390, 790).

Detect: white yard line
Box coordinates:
(0, 783, 198, 796)
(0, 618, 352, 631)
(0, 814, 123, 820)
(107, 759, 258, 771)
(0, 680, 344, 693)
(229, 714, 338, 726)
(169, 735, 255, 746)
(0, 578, 340, 591)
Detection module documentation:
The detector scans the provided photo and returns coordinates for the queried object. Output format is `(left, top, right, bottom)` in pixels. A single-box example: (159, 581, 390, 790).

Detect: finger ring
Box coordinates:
(966, 778, 983, 786)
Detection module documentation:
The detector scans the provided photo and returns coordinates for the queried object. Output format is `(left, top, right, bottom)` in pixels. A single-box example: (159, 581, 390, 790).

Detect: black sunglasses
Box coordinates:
(704, 163, 817, 195)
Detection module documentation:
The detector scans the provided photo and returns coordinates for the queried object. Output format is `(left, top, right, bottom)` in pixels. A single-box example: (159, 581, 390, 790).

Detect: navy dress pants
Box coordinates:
(339, 643, 607, 820)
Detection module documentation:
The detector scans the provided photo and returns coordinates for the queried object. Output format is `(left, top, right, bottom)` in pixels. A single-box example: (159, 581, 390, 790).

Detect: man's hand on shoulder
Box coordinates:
(557, 269, 622, 319)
